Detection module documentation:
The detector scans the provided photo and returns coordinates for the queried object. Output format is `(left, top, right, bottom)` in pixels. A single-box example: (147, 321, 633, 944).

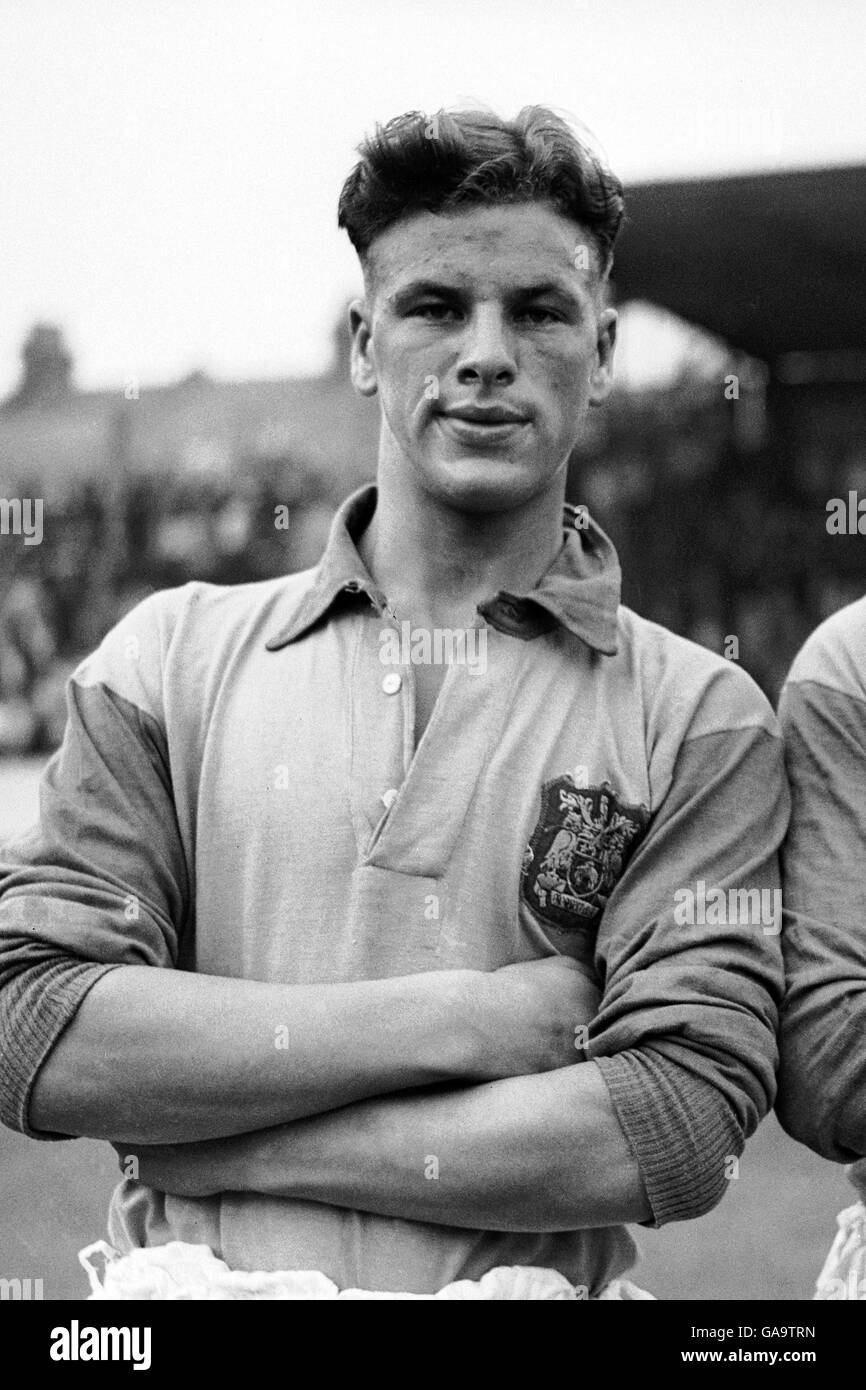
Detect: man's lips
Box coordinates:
(436, 408, 530, 449)
(439, 404, 529, 424)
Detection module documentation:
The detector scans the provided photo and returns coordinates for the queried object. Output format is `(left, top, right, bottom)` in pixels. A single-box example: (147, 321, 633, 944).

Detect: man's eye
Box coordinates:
(518, 307, 562, 325)
(410, 303, 459, 322)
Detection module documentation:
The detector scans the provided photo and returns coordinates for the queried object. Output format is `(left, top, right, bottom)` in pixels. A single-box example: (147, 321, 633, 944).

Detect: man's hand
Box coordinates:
(471, 955, 601, 1080)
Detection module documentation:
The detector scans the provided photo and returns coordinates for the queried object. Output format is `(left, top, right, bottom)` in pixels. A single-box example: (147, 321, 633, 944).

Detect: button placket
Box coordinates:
(348, 618, 413, 853)
(366, 630, 534, 876)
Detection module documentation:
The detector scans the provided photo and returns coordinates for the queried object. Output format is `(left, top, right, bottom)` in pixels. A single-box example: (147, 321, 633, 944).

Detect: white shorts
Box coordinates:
(79, 1240, 656, 1301)
(814, 1201, 866, 1300)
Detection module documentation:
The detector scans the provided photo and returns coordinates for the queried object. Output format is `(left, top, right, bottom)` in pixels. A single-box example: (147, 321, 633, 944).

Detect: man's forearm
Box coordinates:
(28, 963, 485, 1144)
(125, 1062, 652, 1231)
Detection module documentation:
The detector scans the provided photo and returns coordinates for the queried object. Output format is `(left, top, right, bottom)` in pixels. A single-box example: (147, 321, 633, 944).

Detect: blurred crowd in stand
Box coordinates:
(0, 461, 334, 754)
(2, 371, 865, 756)
(569, 373, 866, 702)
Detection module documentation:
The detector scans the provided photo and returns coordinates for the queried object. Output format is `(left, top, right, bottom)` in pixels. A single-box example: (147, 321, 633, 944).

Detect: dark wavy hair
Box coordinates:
(338, 105, 624, 278)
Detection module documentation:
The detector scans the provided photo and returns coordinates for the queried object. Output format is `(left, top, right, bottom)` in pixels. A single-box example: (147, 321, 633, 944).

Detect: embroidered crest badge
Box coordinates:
(521, 777, 650, 933)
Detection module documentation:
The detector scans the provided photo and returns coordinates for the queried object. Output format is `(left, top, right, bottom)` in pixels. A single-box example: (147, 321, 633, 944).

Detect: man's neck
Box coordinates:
(358, 466, 567, 629)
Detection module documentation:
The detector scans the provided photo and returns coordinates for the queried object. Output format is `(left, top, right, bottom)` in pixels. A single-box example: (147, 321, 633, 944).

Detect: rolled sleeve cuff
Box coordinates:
(595, 1046, 745, 1227)
(0, 957, 121, 1139)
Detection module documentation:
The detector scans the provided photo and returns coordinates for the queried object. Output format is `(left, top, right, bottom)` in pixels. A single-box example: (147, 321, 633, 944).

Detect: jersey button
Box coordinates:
(382, 672, 402, 694)
(381, 788, 399, 810)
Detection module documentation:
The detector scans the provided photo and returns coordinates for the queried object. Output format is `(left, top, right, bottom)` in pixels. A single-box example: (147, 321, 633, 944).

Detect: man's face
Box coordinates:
(349, 201, 617, 513)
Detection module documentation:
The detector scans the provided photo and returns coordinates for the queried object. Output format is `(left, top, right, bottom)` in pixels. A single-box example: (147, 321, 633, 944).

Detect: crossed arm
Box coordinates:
(114, 1058, 650, 1232)
(29, 956, 651, 1230)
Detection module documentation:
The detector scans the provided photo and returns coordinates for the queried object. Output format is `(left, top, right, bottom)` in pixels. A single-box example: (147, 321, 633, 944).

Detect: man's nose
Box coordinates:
(455, 307, 517, 386)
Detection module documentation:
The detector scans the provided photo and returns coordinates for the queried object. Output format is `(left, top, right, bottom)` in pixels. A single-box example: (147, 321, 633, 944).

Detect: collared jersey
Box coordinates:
(0, 485, 788, 1295)
(776, 595, 866, 1163)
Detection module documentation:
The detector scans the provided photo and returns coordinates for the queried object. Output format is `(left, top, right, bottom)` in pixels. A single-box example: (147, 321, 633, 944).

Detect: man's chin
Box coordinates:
(418, 453, 549, 515)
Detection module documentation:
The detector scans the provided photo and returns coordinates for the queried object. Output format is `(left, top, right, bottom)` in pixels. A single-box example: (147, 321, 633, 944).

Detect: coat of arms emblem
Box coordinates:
(521, 777, 650, 933)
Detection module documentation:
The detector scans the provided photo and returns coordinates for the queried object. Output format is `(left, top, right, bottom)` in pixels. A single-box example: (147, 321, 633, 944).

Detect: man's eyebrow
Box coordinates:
(387, 280, 463, 309)
(385, 276, 591, 311)
(511, 280, 584, 302)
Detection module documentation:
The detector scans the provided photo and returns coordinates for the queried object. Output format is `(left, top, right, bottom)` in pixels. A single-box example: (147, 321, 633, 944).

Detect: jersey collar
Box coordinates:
(266, 484, 621, 655)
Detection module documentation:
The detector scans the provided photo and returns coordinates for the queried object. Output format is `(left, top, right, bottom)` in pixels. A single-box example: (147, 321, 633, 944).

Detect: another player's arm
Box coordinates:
(776, 666, 866, 1161)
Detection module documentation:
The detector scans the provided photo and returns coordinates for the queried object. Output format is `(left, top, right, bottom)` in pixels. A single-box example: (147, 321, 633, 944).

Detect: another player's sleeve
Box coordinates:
(585, 662, 789, 1227)
(0, 588, 191, 1139)
(775, 628, 866, 1163)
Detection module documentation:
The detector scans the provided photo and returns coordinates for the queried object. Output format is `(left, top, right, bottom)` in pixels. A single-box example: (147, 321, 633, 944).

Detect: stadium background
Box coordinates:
(2, 0, 865, 1302)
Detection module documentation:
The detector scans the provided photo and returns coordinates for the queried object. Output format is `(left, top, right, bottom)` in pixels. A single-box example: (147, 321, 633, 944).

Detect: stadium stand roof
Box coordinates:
(613, 165, 866, 371)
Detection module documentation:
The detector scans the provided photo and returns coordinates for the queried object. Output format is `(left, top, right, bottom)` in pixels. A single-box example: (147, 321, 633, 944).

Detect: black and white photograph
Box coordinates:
(1, 0, 865, 1358)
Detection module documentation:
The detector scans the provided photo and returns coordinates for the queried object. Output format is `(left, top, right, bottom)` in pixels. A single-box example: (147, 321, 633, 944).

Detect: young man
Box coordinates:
(0, 107, 788, 1300)
(775, 596, 866, 1297)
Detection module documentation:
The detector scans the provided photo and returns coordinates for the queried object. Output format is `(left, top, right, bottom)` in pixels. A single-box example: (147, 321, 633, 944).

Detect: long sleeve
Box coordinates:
(0, 588, 191, 1138)
(586, 658, 789, 1225)
(775, 600, 866, 1162)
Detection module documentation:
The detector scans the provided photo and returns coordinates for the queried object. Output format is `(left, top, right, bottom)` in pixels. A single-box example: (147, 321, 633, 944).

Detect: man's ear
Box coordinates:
(588, 307, 617, 407)
(349, 298, 378, 398)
